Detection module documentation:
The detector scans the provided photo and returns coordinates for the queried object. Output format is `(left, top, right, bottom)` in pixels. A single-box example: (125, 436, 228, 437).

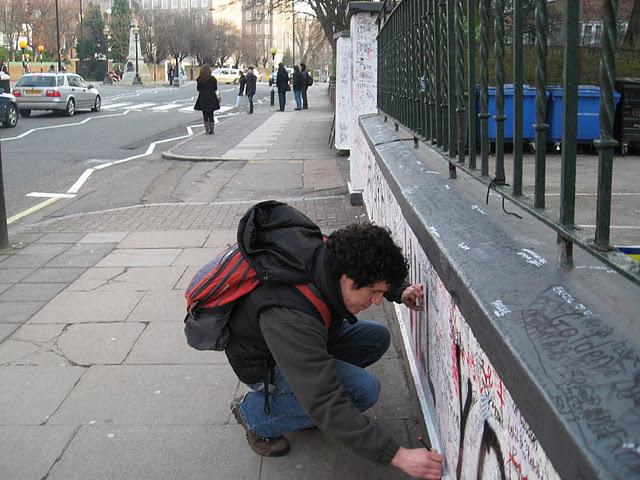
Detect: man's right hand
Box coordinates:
(391, 447, 444, 479)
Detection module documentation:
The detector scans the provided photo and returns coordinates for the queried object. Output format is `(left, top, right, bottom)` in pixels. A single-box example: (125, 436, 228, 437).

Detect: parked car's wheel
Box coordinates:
(4, 104, 18, 128)
(65, 98, 75, 116)
(91, 95, 101, 112)
(19, 109, 31, 118)
(234, 78, 238, 84)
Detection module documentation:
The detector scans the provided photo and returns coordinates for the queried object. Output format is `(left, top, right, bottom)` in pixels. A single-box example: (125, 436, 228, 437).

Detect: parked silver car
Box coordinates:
(12, 72, 101, 117)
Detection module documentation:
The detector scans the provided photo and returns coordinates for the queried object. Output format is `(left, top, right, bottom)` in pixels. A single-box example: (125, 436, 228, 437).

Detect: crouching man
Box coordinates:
(228, 221, 443, 480)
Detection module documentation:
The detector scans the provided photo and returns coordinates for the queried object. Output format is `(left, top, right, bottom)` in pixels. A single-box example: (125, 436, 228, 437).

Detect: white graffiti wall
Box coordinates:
(335, 35, 352, 151)
(348, 13, 378, 193)
(364, 160, 561, 480)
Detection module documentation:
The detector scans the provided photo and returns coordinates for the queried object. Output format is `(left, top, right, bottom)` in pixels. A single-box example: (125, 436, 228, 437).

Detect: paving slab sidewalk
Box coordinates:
(0, 85, 427, 480)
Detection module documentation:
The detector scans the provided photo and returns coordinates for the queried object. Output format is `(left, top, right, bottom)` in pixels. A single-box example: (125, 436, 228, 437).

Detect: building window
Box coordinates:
(245, 10, 251, 20)
(162, 0, 168, 8)
(202, 0, 208, 7)
(142, 0, 149, 8)
(256, 23, 261, 33)
(171, 0, 178, 8)
(181, 0, 187, 7)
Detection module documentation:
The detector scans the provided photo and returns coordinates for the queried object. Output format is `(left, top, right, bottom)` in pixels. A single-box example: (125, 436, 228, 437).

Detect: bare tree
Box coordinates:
(294, 14, 327, 68)
(190, 17, 215, 66)
(139, 11, 171, 81)
(210, 20, 240, 67)
(0, 0, 27, 60)
(164, 12, 193, 79)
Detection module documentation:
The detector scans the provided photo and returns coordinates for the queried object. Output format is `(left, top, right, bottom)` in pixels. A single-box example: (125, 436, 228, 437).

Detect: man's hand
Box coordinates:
(401, 283, 425, 311)
(391, 447, 443, 479)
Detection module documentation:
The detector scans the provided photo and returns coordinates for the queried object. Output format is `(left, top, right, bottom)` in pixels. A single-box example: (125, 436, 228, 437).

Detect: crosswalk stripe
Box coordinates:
(101, 102, 133, 109)
(151, 104, 183, 111)
(127, 102, 157, 109)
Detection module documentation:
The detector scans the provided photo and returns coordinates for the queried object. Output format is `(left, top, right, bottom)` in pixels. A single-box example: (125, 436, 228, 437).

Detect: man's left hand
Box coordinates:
(401, 284, 424, 311)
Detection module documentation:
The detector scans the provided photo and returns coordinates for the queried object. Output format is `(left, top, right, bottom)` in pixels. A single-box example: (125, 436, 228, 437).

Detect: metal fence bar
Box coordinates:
(494, 0, 506, 183)
(447, 0, 457, 158)
(594, 0, 619, 250)
(440, 0, 448, 150)
(467, 0, 477, 170)
(375, 0, 638, 285)
(479, 0, 490, 176)
(455, 0, 466, 164)
(559, 0, 580, 264)
(512, 0, 524, 196)
(533, 0, 548, 209)
(434, 0, 443, 146)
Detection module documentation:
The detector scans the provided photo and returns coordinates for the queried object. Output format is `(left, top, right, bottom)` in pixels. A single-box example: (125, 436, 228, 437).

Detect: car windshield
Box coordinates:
(16, 75, 57, 87)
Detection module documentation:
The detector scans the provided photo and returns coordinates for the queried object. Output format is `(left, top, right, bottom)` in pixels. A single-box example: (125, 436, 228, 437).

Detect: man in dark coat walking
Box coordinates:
(276, 63, 289, 112)
(300, 63, 310, 109)
(245, 66, 258, 114)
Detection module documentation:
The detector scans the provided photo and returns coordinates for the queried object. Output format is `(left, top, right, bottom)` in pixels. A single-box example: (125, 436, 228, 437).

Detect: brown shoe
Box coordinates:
(231, 404, 290, 457)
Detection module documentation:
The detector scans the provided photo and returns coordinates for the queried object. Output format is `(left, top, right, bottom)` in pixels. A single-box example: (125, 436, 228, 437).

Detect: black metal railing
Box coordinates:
(377, 0, 640, 286)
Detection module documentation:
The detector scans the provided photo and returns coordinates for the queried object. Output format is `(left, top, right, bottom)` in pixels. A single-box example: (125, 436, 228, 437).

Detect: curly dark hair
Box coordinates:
(326, 223, 408, 288)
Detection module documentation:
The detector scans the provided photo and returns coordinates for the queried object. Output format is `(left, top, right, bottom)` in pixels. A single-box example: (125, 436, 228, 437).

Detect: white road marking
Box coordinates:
(127, 102, 157, 110)
(7, 107, 238, 223)
(150, 104, 182, 111)
(67, 169, 95, 193)
(1, 110, 130, 142)
(26, 192, 76, 198)
(101, 102, 133, 110)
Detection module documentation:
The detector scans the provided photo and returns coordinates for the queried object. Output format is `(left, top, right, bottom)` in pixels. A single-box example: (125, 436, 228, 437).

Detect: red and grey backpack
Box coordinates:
(184, 201, 332, 351)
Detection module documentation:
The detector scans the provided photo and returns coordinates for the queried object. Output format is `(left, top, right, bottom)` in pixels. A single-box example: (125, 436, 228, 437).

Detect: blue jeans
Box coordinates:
(294, 89, 302, 109)
(235, 320, 390, 438)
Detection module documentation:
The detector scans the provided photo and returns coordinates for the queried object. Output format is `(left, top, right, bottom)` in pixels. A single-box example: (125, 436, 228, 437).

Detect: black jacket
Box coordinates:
(195, 76, 220, 112)
(245, 71, 257, 96)
(276, 67, 289, 92)
(292, 71, 303, 91)
(301, 69, 310, 89)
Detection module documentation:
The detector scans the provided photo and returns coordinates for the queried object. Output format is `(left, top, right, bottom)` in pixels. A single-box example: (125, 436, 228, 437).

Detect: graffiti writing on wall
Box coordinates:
(365, 160, 561, 480)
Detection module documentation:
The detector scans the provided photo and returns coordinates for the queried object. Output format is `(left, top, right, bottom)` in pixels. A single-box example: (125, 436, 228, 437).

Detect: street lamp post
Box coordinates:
(270, 47, 277, 106)
(37, 45, 44, 71)
(103, 26, 112, 85)
(132, 23, 142, 85)
(54, 0, 62, 71)
(19, 40, 27, 73)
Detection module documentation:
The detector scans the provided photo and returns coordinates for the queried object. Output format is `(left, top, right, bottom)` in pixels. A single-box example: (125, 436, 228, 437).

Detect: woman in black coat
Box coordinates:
(194, 64, 220, 134)
(276, 63, 290, 112)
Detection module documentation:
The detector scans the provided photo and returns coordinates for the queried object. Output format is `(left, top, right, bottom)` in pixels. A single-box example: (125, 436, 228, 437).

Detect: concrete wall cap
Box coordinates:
(333, 31, 351, 40)
(347, 1, 384, 18)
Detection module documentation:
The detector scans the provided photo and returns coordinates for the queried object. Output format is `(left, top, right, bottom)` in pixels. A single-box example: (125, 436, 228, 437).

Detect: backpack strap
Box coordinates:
(294, 284, 332, 329)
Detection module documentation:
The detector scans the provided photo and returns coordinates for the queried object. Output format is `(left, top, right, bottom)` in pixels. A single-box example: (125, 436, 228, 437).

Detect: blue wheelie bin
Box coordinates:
(547, 85, 621, 150)
(476, 84, 538, 143)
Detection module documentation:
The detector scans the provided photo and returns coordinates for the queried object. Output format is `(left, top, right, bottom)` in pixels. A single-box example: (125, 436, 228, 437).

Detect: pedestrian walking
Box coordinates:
(292, 65, 303, 111)
(276, 63, 289, 112)
(193, 64, 220, 135)
(300, 63, 311, 109)
(168, 65, 174, 86)
(225, 201, 444, 480)
(0, 60, 9, 75)
(245, 66, 257, 114)
(235, 70, 246, 108)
